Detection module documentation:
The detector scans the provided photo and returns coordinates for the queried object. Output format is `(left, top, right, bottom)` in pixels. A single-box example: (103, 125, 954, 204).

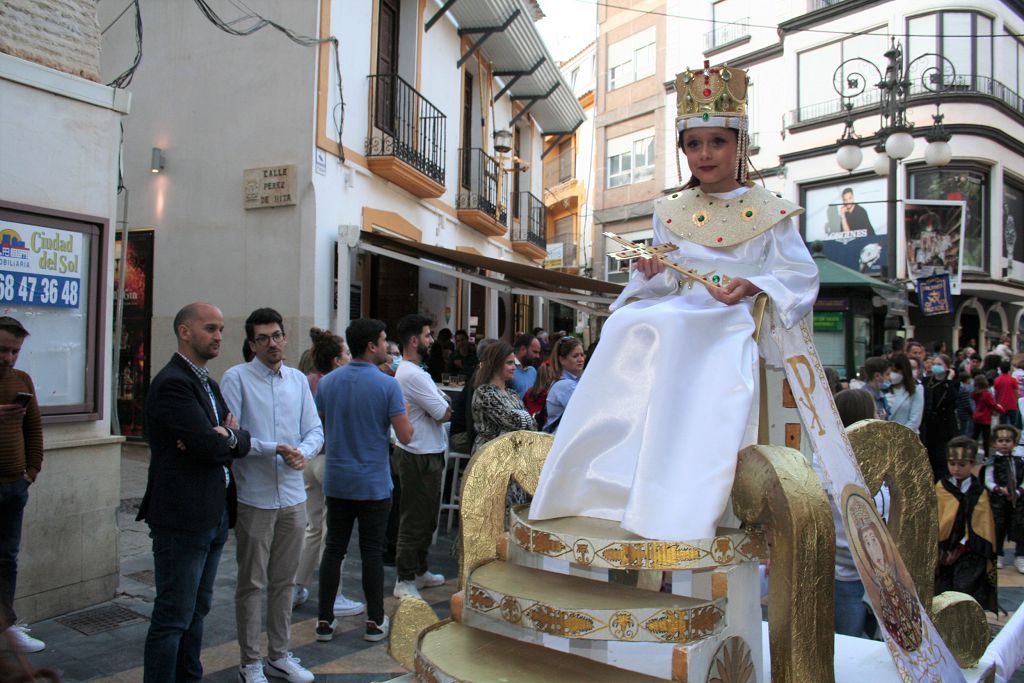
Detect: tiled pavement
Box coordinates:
(13, 445, 1024, 681)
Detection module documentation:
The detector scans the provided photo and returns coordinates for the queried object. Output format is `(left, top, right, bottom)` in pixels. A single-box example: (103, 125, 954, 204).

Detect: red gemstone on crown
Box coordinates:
(703, 88, 711, 97)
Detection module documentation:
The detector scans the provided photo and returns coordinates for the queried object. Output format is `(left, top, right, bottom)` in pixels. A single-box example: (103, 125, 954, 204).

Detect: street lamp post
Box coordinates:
(833, 39, 957, 280)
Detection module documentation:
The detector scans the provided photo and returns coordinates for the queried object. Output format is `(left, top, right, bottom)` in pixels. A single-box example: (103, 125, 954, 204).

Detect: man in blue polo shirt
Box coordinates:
(510, 333, 541, 398)
(314, 319, 412, 644)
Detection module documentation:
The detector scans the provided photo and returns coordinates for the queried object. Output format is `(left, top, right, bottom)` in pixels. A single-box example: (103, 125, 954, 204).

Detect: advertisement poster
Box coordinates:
(1, 222, 84, 309)
(114, 230, 154, 438)
(904, 200, 965, 294)
(802, 177, 888, 276)
(1004, 183, 1024, 280)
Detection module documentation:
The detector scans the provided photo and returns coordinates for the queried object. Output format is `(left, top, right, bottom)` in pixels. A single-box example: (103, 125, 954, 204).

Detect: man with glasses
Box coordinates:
(222, 308, 323, 683)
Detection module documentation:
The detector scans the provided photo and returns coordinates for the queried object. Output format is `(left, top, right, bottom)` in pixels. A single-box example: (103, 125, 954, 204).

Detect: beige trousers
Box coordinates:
(295, 453, 326, 587)
(235, 502, 306, 664)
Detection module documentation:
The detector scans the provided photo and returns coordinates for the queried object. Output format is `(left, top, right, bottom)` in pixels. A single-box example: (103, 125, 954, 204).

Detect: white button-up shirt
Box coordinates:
(395, 360, 449, 454)
(221, 360, 324, 509)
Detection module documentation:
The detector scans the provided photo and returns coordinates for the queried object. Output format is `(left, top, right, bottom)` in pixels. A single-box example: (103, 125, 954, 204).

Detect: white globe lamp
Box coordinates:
(884, 131, 915, 160)
(873, 153, 890, 177)
(837, 143, 863, 172)
(924, 139, 952, 167)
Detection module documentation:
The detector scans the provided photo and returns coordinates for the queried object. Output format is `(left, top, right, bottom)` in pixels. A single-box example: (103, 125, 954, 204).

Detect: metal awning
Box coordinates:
(427, 0, 586, 135)
(359, 231, 621, 316)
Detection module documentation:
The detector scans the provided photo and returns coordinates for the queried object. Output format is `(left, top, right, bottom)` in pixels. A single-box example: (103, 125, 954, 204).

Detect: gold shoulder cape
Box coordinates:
(654, 183, 804, 248)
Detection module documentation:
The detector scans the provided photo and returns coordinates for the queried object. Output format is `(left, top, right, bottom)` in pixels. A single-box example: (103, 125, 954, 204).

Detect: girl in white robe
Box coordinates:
(529, 65, 820, 540)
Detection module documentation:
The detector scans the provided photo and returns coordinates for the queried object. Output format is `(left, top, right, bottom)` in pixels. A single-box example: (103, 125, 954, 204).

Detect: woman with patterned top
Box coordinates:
(471, 341, 537, 454)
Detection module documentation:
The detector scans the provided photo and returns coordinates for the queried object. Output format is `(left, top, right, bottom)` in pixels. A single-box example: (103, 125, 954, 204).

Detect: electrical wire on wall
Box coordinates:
(191, 0, 347, 161)
(105, 0, 142, 88)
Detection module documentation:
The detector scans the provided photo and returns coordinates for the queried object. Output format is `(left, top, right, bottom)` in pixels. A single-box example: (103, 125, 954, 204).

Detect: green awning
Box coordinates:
(813, 253, 900, 291)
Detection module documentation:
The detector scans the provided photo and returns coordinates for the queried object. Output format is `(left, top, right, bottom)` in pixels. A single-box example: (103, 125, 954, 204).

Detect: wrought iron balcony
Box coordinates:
(366, 73, 446, 198)
(790, 74, 1023, 128)
(511, 192, 547, 260)
(704, 18, 749, 51)
(456, 148, 507, 237)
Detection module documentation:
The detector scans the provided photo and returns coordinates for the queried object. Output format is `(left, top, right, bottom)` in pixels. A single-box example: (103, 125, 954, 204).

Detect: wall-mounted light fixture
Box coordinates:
(150, 147, 165, 173)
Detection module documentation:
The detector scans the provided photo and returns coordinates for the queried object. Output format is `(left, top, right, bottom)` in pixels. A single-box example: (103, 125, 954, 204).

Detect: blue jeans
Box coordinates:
(143, 512, 229, 683)
(0, 478, 30, 628)
(834, 578, 868, 638)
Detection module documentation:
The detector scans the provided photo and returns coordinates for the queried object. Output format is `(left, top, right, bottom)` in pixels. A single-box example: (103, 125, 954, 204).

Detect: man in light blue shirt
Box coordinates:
(221, 308, 323, 683)
(510, 333, 541, 398)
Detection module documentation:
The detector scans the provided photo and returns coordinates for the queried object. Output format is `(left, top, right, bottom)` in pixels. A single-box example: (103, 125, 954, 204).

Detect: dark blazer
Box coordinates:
(138, 353, 251, 532)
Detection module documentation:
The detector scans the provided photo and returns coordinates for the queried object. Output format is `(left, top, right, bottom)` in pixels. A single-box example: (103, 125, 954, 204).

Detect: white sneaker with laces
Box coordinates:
(364, 614, 390, 642)
(266, 653, 314, 683)
(7, 624, 45, 653)
(238, 662, 269, 683)
(292, 586, 309, 608)
(393, 580, 422, 599)
(1015, 557, 1024, 574)
(415, 570, 445, 589)
(333, 594, 365, 616)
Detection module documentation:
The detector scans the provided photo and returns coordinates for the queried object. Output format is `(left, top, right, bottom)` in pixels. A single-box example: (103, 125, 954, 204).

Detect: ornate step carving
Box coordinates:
(464, 561, 726, 644)
(415, 620, 666, 682)
(509, 506, 768, 571)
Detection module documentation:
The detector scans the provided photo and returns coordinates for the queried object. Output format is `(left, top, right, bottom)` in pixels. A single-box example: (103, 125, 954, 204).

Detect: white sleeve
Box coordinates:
(747, 217, 820, 329)
(609, 214, 679, 311)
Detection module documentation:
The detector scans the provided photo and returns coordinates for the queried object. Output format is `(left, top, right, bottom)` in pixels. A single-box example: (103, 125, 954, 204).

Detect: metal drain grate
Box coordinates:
(56, 604, 148, 635)
(125, 569, 155, 586)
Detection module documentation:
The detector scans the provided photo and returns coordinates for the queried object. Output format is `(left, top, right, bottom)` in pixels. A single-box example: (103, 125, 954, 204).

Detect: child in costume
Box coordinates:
(935, 436, 998, 611)
(984, 424, 1024, 572)
(529, 64, 819, 540)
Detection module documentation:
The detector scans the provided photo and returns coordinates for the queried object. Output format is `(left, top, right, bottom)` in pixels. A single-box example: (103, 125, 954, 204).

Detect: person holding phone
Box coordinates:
(0, 316, 45, 653)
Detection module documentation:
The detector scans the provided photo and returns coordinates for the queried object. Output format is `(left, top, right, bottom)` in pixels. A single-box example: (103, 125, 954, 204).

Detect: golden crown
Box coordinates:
(675, 61, 748, 128)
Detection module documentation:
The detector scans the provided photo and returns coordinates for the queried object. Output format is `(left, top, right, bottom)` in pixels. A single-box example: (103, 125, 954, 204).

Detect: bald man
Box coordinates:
(139, 303, 251, 683)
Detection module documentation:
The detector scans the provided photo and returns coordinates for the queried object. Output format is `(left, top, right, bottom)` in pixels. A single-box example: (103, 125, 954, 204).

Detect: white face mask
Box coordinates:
(889, 371, 903, 385)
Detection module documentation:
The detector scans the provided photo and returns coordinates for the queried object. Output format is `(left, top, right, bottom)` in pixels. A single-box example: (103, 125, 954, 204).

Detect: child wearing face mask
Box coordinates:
(973, 374, 1004, 458)
(936, 436, 998, 610)
(983, 425, 1024, 572)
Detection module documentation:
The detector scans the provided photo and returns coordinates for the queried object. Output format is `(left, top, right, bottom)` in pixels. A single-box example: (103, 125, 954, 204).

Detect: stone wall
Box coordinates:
(0, 0, 101, 81)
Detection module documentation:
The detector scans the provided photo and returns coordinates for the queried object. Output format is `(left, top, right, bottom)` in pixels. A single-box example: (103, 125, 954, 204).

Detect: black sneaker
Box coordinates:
(364, 615, 390, 642)
(315, 619, 337, 642)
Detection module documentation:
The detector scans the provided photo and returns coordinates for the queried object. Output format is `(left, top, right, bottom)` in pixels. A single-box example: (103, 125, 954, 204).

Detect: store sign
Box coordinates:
(813, 311, 844, 332)
(917, 273, 952, 316)
(544, 242, 564, 269)
(0, 224, 83, 308)
(243, 164, 296, 209)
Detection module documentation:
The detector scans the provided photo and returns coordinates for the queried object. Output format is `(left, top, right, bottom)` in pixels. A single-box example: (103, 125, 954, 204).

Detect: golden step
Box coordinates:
(415, 620, 666, 682)
(509, 506, 767, 571)
(465, 561, 725, 643)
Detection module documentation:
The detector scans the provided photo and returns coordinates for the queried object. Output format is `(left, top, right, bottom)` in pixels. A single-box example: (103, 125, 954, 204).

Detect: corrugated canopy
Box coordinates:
(433, 0, 586, 135)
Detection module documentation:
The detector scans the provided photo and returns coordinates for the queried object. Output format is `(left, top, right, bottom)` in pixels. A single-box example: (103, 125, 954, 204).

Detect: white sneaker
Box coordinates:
(238, 662, 269, 683)
(998, 557, 1005, 570)
(7, 624, 45, 653)
(415, 570, 445, 589)
(292, 586, 309, 608)
(334, 594, 365, 616)
(266, 652, 314, 683)
(1015, 557, 1024, 574)
(393, 580, 422, 599)
(364, 614, 390, 642)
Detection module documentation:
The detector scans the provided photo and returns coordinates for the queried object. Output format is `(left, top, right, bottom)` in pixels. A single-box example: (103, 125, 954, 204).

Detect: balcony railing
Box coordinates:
(790, 74, 1023, 127)
(366, 73, 446, 188)
(808, 0, 849, 10)
(457, 148, 507, 231)
(704, 17, 749, 51)
(511, 192, 547, 257)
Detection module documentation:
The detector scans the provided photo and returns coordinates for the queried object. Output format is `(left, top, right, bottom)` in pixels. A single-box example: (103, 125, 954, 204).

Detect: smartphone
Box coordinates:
(13, 392, 32, 407)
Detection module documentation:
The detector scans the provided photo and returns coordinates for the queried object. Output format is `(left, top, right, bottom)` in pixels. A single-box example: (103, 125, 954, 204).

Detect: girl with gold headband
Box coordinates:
(529, 64, 820, 540)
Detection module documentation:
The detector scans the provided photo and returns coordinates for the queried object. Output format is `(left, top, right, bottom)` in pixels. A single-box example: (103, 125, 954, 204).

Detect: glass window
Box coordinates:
(797, 41, 842, 119)
(909, 167, 987, 271)
(942, 13, 973, 81)
(606, 130, 654, 188)
(558, 138, 573, 182)
(607, 27, 655, 90)
(1004, 180, 1024, 270)
(976, 15, 992, 81)
(907, 11, 995, 89)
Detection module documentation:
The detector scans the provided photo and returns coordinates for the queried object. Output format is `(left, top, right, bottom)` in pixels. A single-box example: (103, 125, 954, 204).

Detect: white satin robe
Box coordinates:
(528, 186, 820, 540)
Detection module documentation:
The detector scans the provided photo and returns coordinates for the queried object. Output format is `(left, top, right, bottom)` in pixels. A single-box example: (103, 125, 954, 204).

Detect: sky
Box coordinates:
(535, 0, 598, 63)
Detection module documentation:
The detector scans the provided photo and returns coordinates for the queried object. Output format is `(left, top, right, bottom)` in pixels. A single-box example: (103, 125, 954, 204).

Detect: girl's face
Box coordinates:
(682, 127, 740, 193)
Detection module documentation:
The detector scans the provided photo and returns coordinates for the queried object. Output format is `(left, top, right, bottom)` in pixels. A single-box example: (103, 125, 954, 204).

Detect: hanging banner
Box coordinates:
(769, 315, 963, 682)
(917, 274, 952, 317)
(904, 200, 966, 294)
